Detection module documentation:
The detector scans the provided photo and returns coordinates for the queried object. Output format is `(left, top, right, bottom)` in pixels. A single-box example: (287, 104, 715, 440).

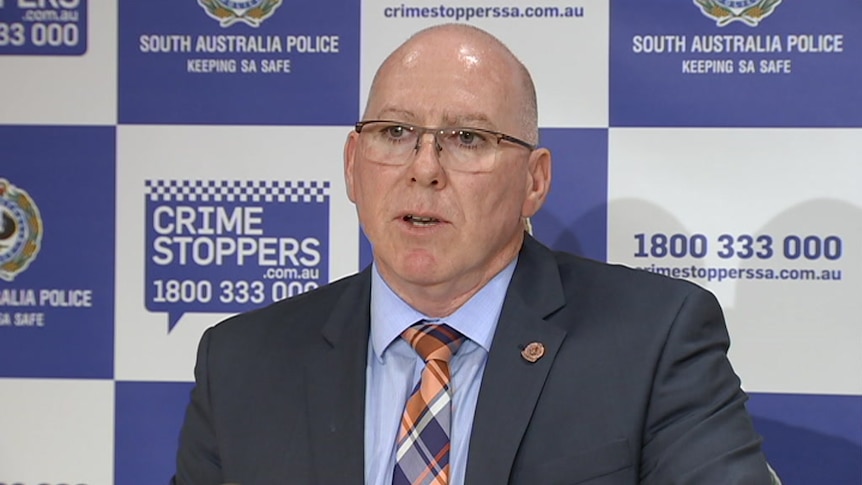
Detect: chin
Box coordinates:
(387, 250, 447, 281)
(398, 254, 442, 278)
(376, 242, 461, 284)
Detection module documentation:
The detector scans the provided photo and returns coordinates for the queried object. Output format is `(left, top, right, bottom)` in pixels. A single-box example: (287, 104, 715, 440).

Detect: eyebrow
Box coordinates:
(375, 107, 417, 121)
(373, 108, 496, 129)
(442, 113, 494, 128)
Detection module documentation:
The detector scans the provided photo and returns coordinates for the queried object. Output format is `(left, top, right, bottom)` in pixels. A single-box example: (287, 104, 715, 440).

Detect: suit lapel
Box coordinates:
(304, 269, 371, 485)
(465, 236, 567, 484)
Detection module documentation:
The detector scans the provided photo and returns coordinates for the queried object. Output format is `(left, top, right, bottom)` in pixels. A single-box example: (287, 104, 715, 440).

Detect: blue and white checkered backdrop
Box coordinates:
(1, 0, 860, 483)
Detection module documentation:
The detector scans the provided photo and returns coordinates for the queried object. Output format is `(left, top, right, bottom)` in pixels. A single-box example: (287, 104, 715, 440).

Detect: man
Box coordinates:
(173, 24, 771, 484)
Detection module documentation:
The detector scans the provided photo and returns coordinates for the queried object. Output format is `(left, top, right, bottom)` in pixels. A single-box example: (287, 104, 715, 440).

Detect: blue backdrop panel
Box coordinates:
(530, 128, 608, 262)
(0, 126, 115, 379)
(610, 0, 862, 127)
(118, 0, 360, 125)
(0, 0, 88, 56)
(115, 381, 194, 485)
(749, 392, 862, 483)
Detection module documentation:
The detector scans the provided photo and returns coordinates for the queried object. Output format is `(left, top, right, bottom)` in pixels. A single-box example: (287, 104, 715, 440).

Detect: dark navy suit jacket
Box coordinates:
(173, 235, 771, 484)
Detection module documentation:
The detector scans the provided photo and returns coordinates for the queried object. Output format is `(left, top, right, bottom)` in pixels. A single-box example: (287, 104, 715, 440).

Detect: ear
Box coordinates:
(521, 147, 552, 218)
(344, 131, 359, 203)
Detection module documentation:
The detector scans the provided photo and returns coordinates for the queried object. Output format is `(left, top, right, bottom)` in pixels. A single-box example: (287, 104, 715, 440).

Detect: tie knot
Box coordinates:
(401, 323, 464, 363)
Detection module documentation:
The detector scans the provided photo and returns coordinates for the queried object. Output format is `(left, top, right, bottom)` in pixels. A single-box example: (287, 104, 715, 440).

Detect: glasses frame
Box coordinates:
(354, 120, 538, 154)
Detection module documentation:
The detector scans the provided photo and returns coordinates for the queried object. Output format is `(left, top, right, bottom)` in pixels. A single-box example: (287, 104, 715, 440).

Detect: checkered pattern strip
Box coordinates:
(143, 179, 330, 203)
(393, 323, 465, 485)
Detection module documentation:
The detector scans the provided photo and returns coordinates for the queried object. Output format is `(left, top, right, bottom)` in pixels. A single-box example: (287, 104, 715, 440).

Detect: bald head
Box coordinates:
(365, 24, 539, 144)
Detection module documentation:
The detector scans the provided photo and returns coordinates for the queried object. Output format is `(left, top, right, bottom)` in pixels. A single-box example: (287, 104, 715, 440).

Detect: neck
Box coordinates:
(377, 233, 523, 317)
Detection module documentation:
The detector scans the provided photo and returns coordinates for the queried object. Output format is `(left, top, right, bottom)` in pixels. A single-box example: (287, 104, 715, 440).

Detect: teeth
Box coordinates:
(405, 214, 439, 224)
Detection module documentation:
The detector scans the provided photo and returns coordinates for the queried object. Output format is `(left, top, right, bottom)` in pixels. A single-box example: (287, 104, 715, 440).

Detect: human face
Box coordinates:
(344, 35, 550, 303)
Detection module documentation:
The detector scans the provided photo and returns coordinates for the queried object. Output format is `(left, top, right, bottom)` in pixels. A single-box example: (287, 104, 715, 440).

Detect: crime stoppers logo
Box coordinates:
(0, 179, 42, 282)
(145, 179, 330, 331)
(693, 0, 781, 27)
(198, 0, 282, 27)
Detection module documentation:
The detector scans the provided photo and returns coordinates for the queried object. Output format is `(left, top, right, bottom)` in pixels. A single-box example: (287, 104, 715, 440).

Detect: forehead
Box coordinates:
(367, 37, 522, 129)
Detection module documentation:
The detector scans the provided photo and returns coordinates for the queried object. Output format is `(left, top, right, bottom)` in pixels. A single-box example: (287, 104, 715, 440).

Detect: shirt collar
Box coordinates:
(370, 258, 518, 362)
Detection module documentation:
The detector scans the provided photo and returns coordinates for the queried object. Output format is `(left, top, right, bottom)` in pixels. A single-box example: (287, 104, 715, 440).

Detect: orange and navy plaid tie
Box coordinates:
(392, 323, 465, 485)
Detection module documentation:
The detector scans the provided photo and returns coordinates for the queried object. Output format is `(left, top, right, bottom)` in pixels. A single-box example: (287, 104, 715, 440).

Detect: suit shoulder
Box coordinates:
(552, 250, 711, 303)
(541, 250, 725, 349)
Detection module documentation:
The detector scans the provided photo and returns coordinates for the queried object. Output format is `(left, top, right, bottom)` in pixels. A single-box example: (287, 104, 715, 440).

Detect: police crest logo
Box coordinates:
(693, 0, 782, 27)
(198, 0, 283, 27)
(0, 179, 43, 282)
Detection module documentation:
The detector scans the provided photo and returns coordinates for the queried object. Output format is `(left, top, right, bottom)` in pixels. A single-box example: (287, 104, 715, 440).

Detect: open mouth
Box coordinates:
(403, 214, 441, 226)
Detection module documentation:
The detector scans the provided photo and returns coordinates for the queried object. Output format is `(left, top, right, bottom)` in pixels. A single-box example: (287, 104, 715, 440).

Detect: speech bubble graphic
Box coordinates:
(144, 179, 329, 332)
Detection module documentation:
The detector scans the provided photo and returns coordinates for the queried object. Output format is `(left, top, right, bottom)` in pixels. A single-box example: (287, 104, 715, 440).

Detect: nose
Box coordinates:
(408, 132, 446, 187)
(413, 131, 442, 154)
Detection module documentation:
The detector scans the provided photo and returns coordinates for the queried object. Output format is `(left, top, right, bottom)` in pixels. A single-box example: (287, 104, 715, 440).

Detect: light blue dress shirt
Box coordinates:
(364, 260, 517, 485)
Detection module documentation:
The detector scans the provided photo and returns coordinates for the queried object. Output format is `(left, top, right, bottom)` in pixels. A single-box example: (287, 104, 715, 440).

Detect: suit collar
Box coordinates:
(504, 234, 566, 318)
(465, 235, 568, 484)
(305, 268, 372, 485)
(319, 267, 372, 346)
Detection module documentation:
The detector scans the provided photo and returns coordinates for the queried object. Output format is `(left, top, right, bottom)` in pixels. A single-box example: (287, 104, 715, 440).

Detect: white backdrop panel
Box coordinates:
(0, 0, 117, 125)
(361, 0, 609, 128)
(114, 124, 358, 382)
(608, 127, 862, 395)
(0, 378, 114, 483)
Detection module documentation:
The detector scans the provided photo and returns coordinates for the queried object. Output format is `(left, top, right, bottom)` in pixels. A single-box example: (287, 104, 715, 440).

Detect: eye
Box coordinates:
(458, 130, 477, 145)
(384, 124, 408, 139)
(453, 129, 488, 149)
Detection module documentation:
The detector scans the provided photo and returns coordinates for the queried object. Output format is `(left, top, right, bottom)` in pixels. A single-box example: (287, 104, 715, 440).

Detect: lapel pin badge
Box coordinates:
(521, 342, 545, 363)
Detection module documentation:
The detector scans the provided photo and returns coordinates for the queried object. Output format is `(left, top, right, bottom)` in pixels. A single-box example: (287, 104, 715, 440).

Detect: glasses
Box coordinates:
(354, 120, 536, 172)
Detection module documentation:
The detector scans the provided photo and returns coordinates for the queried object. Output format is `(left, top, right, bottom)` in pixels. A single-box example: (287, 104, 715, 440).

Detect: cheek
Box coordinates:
(353, 164, 398, 214)
(353, 164, 383, 196)
(458, 173, 525, 220)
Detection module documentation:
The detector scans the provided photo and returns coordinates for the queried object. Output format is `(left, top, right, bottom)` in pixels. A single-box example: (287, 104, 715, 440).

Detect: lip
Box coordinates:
(395, 211, 449, 223)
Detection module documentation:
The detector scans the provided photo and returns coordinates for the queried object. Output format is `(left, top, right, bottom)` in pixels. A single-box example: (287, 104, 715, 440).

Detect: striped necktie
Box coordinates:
(392, 323, 465, 485)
